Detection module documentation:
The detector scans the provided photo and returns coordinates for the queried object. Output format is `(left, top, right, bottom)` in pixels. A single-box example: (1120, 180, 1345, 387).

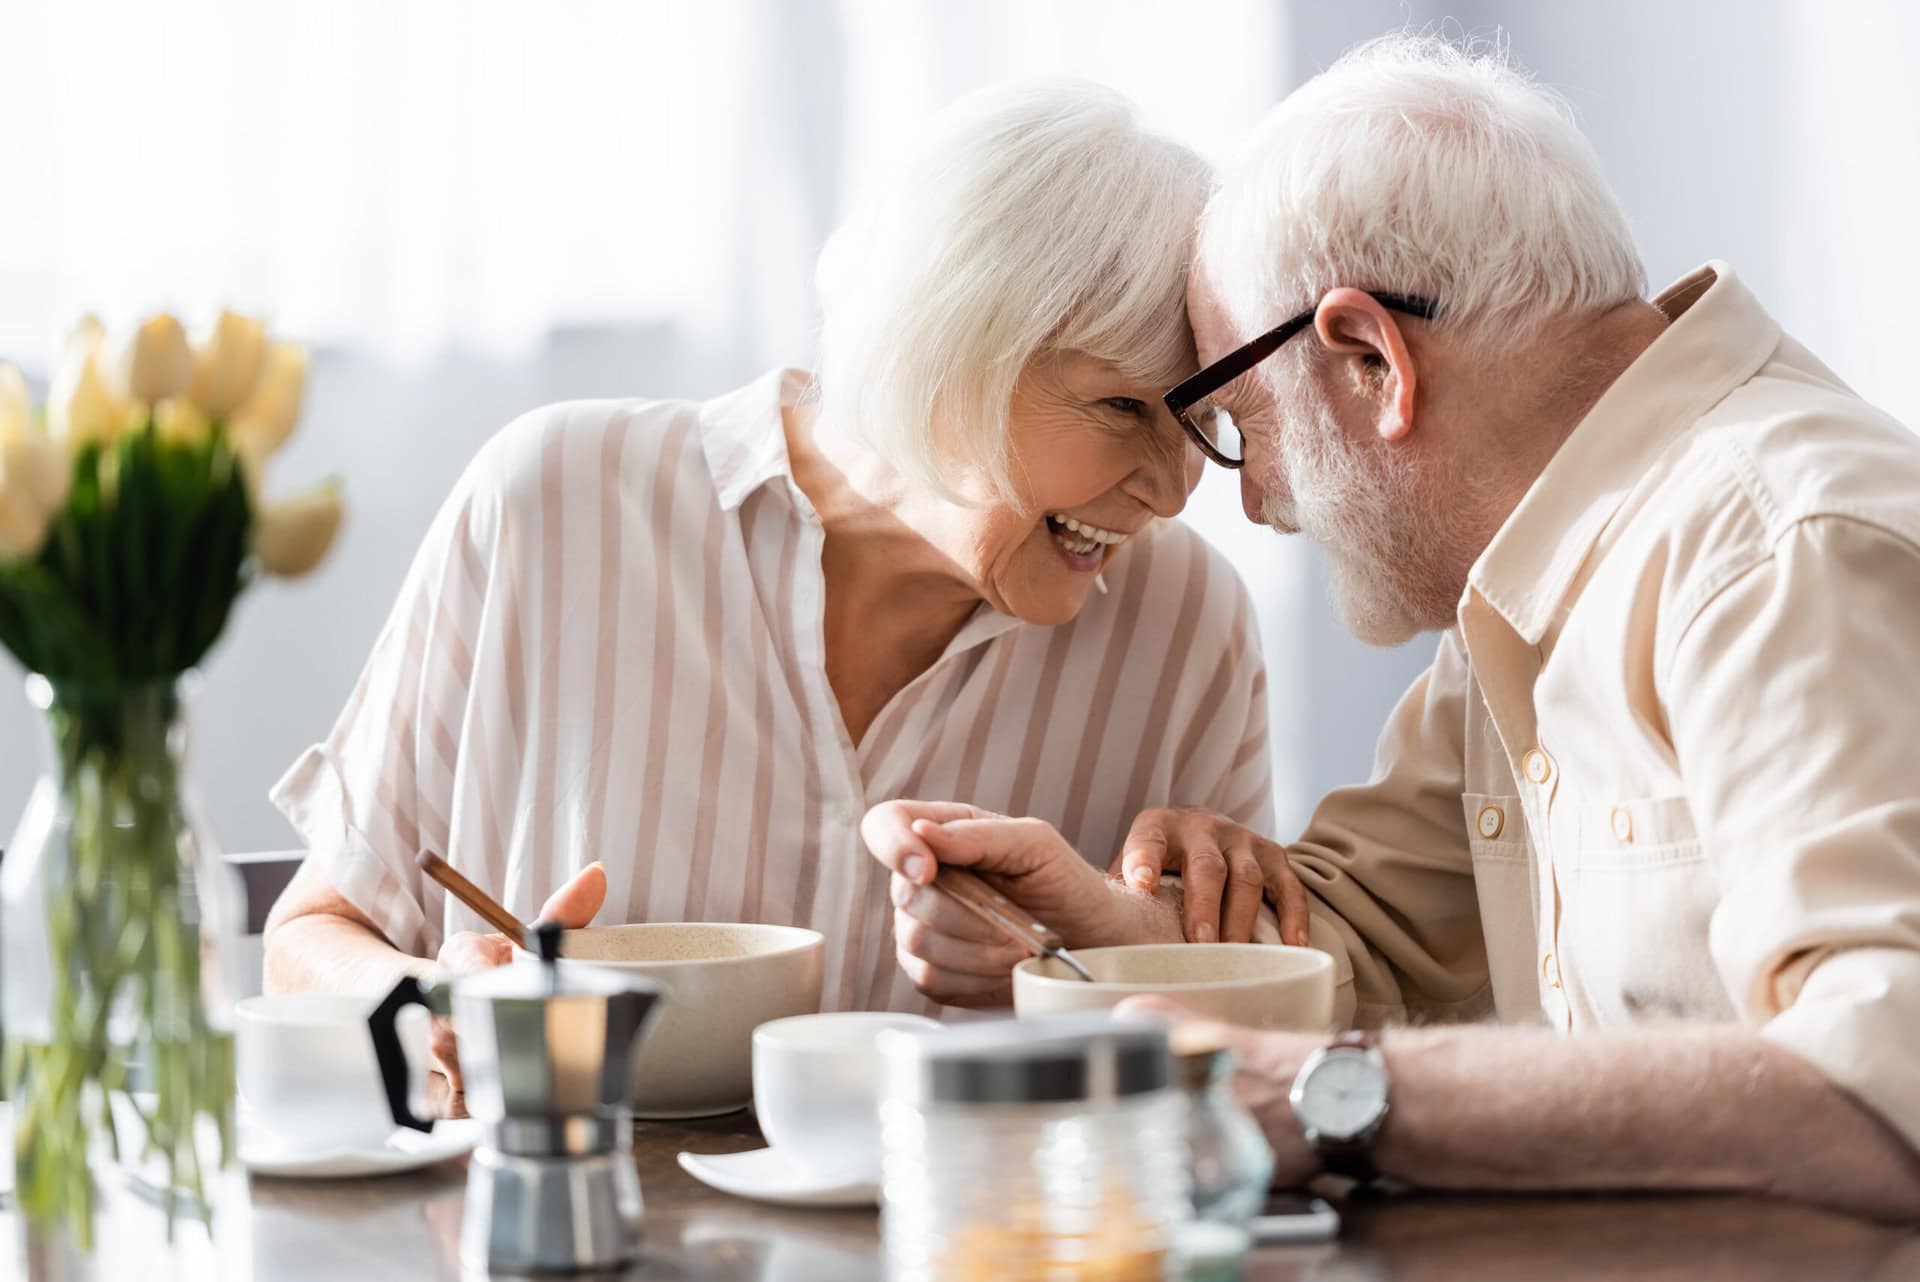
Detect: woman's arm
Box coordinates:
(262, 859, 608, 1087)
(261, 859, 436, 997)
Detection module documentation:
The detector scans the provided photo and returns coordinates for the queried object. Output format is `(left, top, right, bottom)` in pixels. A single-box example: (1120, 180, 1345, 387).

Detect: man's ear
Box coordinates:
(1314, 288, 1418, 441)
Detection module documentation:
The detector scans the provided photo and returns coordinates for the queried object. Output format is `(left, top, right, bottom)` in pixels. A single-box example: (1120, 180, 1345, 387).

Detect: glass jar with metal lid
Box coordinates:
(878, 1014, 1190, 1282)
(1171, 1024, 1274, 1229)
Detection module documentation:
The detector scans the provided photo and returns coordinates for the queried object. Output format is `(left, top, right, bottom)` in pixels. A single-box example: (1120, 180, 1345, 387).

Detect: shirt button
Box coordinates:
(1541, 951, 1562, 990)
(1476, 804, 1505, 840)
(1610, 806, 1634, 843)
(1522, 748, 1553, 785)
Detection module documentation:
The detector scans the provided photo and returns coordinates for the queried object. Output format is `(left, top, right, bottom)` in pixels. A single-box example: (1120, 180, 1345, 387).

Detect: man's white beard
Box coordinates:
(1262, 379, 1446, 647)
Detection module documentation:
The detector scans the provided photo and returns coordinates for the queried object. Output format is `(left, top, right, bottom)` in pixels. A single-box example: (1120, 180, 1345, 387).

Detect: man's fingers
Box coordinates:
(1220, 838, 1266, 944)
(537, 860, 607, 928)
(1179, 839, 1228, 944)
(1114, 813, 1172, 894)
(890, 874, 1009, 944)
(893, 909, 1030, 978)
(1259, 842, 1313, 948)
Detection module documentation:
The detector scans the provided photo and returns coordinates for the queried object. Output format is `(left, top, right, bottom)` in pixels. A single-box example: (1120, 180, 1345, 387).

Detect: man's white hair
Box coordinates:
(815, 80, 1210, 501)
(1200, 33, 1646, 348)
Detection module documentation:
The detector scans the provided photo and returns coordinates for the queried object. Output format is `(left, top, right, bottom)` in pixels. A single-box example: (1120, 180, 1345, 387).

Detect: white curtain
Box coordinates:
(0, 0, 1286, 367)
(0, 1, 762, 361)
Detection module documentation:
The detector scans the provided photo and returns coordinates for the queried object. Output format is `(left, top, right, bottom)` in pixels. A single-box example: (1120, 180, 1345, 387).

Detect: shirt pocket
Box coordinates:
(1461, 793, 1541, 1022)
(1561, 794, 1734, 1023)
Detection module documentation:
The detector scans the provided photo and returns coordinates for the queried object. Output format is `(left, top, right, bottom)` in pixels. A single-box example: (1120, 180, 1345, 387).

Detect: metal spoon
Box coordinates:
(931, 865, 1097, 982)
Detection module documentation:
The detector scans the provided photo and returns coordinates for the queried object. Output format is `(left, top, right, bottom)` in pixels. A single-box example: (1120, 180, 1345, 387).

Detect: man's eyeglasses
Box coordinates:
(1164, 292, 1441, 468)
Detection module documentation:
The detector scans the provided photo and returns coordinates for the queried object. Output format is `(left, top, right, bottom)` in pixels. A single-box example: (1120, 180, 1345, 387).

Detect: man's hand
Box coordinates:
(428, 861, 608, 1090)
(863, 800, 1179, 1007)
(1119, 994, 1319, 1185)
(1111, 807, 1312, 946)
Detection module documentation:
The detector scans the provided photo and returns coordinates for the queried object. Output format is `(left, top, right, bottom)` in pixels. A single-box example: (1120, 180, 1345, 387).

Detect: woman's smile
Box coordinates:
(1044, 512, 1133, 572)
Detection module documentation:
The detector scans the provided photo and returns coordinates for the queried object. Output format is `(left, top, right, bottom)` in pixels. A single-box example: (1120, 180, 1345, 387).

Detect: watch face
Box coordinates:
(1301, 1051, 1387, 1139)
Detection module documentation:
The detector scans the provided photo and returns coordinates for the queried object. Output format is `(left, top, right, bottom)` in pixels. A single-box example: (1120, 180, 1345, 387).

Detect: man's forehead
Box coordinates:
(1184, 263, 1243, 365)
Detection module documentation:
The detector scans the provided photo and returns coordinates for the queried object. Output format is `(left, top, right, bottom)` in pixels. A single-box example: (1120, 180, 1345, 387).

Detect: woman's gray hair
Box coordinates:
(1200, 33, 1646, 353)
(815, 80, 1211, 502)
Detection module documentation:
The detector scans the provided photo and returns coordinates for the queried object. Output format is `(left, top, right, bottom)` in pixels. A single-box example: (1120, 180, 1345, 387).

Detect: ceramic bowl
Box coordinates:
(1012, 943, 1335, 1031)
(523, 922, 826, 1117)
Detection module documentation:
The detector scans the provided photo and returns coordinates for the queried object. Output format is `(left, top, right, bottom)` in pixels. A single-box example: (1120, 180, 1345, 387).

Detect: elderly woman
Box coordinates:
(261, 81, 1272, 1077)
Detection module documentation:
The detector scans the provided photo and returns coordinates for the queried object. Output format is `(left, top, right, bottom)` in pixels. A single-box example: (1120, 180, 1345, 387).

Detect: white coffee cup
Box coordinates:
(751, 1012, 939, 1181)
(236, 992, 427, 1153)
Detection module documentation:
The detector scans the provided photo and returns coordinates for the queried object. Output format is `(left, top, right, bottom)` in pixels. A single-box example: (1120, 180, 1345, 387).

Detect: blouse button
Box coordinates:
(1522, 749, 1553, 785)
(1610, 806, 1634, 843)
(1476, 804, 1505, 840)
(1541, 951, 1563, 990)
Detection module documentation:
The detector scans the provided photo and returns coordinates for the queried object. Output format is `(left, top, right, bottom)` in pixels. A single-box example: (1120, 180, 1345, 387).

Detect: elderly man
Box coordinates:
(864, 35, 1920, 1218)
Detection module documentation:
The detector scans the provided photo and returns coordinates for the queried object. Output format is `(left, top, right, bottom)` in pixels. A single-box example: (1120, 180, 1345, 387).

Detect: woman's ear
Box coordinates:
(1314, 288, 1418, 441)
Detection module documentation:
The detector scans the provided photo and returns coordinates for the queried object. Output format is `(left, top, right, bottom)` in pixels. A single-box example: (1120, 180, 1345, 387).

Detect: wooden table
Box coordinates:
(16, 1111, 1920, 1279)
(250, 1112, 1920, 1281)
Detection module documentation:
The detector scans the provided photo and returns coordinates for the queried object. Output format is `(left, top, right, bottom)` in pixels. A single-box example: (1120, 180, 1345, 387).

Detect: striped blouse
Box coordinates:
(271, 368, 1273, 1013)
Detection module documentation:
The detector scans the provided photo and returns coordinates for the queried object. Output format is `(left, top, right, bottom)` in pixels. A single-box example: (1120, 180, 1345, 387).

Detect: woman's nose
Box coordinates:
(1127, 434, 1193, 519)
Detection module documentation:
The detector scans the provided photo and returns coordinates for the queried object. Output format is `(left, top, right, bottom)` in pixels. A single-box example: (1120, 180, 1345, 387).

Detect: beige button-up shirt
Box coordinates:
(1295, 263, 1920, 1152)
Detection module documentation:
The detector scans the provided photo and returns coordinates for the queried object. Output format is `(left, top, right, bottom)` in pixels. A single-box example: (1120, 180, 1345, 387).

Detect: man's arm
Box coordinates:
(1123, 628, 1489, 1027)
(1143, 1012, 1920, 1222)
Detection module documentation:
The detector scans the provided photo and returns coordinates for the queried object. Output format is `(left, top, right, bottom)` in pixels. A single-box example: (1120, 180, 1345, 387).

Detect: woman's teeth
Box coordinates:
(1046, 514, 1126, 556)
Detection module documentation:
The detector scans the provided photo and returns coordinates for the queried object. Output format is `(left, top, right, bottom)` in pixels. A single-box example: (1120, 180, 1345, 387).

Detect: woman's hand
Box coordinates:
(862, 800, 1175, 1008)
(427, 861, 609, 1091)
(1110, 807, 1312, 946)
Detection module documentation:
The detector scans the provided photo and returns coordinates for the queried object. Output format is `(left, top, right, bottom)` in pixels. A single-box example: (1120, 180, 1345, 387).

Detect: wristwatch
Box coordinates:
(1288, 1030, 1390, 1183)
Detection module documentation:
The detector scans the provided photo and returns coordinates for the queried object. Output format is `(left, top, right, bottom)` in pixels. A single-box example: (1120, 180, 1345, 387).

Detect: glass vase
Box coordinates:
(2, 674, 249, 1280)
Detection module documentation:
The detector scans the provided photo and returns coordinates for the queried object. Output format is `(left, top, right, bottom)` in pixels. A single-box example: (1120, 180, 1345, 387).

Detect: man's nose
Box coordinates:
(1240, 467, 1267, 524)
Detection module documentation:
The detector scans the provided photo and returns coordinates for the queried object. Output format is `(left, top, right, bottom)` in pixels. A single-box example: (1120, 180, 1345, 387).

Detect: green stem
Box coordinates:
(4, 680, 234, 1250)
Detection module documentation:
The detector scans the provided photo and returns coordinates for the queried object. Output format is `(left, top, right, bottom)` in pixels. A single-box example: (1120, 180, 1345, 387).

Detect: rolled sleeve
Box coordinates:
(1759, 947, 1920, 1153)
(271, 745, 429, 955)
(1668, 515, 1920, 1153)
(269, 442, 509, 959)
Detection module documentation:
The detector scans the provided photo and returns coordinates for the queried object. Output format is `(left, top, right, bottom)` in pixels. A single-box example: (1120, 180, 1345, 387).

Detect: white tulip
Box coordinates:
(63, 314, 105, 359)
(0, 429, 69, 560)
(230, 427, 270, 500)
(253, 481, 343, 577)
(46, 324, 125, 448)
(104, 313, 194, 405)
(0, 362, 30, 440)
(0, 483, 48, 559)
(230, 343, 308, 456)
(153, 396, 212, 446)
(187, 310, 269, 418)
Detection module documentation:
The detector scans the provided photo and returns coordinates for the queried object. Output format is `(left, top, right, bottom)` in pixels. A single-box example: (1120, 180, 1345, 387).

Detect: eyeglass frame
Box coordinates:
(1163, 291, 1442, 468)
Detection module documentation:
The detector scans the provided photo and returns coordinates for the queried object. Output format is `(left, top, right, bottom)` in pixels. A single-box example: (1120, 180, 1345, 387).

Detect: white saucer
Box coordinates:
(241, 1117, 482, 1179)
(677, 1146, 878, 1208)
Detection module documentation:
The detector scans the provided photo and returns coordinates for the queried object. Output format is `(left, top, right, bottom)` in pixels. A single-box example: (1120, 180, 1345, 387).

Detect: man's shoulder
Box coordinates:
(1685, 344, 1920, 554)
